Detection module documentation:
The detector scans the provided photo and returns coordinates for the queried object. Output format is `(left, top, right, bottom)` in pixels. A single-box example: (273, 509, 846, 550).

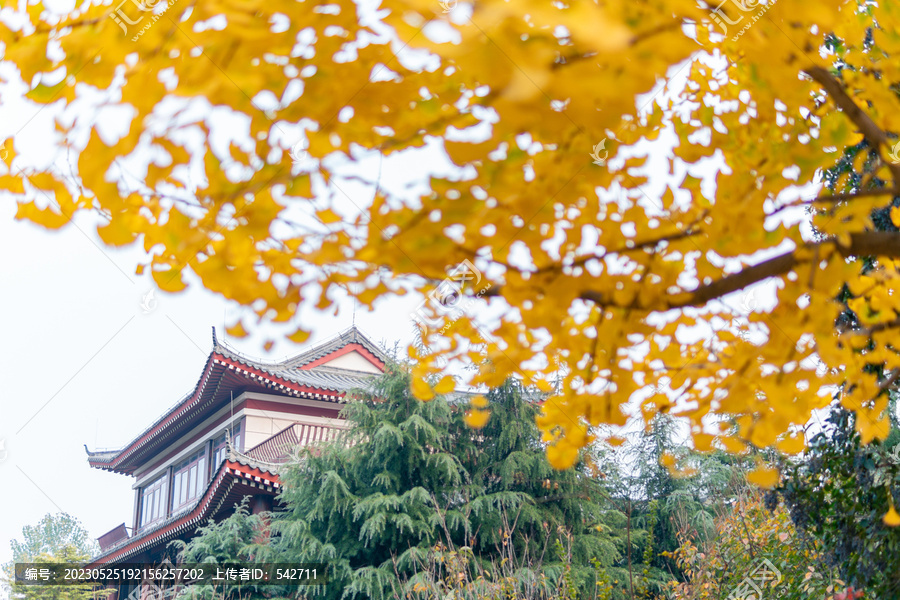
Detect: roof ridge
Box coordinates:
(212, 325, 386, 369)
(298, 363, 382, 375)
(279, 325, 388, 368)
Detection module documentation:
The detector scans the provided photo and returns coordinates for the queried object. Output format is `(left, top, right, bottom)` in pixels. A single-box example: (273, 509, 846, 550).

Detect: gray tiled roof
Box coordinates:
(245, 422, 342, 463)
(84, 447, 119, 462)
(281, 326, 389, 368)
(227, 445, 286, 475)
(213, 344, 378, 394)
(214, 325, 389, 375)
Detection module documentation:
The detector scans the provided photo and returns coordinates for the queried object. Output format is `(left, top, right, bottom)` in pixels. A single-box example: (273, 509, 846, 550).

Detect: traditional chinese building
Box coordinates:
(84, 326, 387, 593)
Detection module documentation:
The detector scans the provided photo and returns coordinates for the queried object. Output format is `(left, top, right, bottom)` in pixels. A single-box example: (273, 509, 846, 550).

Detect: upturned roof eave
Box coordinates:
(84, 327, 382, 475)
(84, 338, 222, 474)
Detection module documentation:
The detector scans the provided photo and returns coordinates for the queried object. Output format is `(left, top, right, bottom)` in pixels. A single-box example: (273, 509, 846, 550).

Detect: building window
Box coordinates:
(139, 474, 167, 529)
(211, 422, 242, 468)
(171, 447, 207, 511)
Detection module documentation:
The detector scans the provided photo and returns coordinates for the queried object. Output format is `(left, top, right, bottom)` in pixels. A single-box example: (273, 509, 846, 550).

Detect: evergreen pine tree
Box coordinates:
(272, 364, 628, 599)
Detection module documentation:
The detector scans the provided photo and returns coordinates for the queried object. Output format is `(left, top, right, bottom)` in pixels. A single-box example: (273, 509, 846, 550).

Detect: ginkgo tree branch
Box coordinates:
(533, 226, 704, 274)
(767, 186, 900, 218)
(878, 368, 900, 392)
(575, 231, 900, 310)
(839, 316, 900, 338)
(804, 66, 900, 184)
(480, 232, 900, 310)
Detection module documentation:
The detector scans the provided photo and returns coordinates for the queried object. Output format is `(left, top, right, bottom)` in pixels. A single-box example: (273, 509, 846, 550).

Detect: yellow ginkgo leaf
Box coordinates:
(0, 174, 24, 193)
(776, 435, 806, 455)
(152, 266, 187, 293)
(316, 208, 343, 224)
(693, 433, 714, 452)
(97, 217, 139, 247)
(720, 436, 748, 454)
(434, 375, 456, 394)
(464, 408, 490, 429)
(411, 378, 435, 402)
(747, 465, 780, 489)
(884, 504, 900, 527)
(226, 321, 249, 338)
(288, 327, 310, 344)
(470, 394, 488, 409)
(1, 138, 15, 169)
(547, 440, 578, 470)
(891, 206, 900, 229)
(535, 379, 554, 392)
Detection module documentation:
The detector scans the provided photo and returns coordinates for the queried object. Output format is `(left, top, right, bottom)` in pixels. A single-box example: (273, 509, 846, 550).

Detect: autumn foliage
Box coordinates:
(6, 0, 900, 467)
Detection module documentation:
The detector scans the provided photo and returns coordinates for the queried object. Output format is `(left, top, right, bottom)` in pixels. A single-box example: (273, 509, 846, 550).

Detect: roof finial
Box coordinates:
(212, 326, 218, 347)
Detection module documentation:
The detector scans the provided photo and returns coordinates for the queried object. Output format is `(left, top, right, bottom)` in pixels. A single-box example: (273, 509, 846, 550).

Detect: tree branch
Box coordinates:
(840, 317, 900, 339)
(879, 368, 900, 393)
(579, 231, 900, 310)
(767, 186, 900, 218)
(534, 226, 703, 274)
(804, 66, 900, 184)
(483, 231, 900, 309)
